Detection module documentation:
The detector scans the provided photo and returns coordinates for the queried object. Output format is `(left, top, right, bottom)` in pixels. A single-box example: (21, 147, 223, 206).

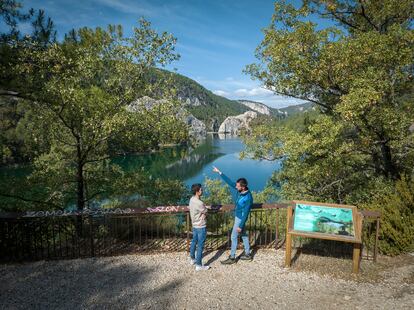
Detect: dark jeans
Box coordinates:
(190, 227, 207, 266)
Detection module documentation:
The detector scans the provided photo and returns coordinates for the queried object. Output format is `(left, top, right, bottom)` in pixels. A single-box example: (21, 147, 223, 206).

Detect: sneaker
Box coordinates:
(240, 252, 253, 261)
(195, 265, 211, 271)
(189, 257, 196, 265)
(221, 256, 236, 265)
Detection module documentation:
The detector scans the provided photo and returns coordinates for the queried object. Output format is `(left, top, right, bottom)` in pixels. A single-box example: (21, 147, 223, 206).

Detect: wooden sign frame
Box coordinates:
(285, 200, 363, 273)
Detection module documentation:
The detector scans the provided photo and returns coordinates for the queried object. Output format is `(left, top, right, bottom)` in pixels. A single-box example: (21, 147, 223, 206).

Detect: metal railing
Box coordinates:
(0, 204, 380, 263)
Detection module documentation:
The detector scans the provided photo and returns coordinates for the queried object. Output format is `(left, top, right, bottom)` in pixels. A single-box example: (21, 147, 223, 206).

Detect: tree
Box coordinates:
(244, 0, 414, 203)
(1, 19, 188, 211)
(31, 9, 57, 46)
(0, 0, 33, 41)
(0, 4, 57, 165)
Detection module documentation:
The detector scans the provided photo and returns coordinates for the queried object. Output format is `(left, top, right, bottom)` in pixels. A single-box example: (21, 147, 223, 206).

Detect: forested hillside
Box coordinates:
(147, 69, 250, 129)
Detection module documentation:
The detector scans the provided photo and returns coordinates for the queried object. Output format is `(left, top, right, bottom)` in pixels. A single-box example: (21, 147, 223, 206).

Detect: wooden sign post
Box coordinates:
(285, 200, 363, 273)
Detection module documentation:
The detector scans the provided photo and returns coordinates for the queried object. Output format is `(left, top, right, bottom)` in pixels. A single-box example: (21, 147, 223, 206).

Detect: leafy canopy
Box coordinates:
(0, 12, 188, 211)
(244, 0, 414, 202)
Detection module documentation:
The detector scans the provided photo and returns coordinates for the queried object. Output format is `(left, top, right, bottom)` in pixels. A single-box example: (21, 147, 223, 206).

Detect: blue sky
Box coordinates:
(17, 0, 309, 108)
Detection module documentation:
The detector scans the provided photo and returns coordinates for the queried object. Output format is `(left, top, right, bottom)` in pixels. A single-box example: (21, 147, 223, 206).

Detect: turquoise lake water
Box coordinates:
(0, 135, 281, 209)
(113, 134, 281, 192)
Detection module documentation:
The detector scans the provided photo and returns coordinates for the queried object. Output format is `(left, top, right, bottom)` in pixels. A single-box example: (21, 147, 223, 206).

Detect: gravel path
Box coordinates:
(1, 250, 413, 310)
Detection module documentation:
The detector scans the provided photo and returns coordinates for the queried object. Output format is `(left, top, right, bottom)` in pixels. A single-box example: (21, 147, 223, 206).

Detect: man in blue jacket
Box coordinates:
(213, 166, 253, 264)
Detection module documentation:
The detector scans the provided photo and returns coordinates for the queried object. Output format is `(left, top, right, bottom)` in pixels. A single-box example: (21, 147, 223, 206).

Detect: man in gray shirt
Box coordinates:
(189, 183, 210, 271)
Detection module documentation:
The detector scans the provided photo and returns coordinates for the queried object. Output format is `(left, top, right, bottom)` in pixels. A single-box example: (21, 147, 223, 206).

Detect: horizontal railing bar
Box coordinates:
(0, 203, 291, 219)
(0, 203, 382, 220)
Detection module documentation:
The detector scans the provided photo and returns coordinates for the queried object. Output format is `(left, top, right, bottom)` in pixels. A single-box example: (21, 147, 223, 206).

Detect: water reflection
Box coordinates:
(114, 135, 280, 192)
(113, 135, 224, 180)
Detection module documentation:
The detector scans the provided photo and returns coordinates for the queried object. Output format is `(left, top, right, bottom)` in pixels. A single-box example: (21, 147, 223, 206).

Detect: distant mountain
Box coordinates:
(278, 102, 315, 115)
(237, 100, 272, 115)
(146, 69, 314, 133)
(148, 69, 249, 131)
(237, 99, 314, 118)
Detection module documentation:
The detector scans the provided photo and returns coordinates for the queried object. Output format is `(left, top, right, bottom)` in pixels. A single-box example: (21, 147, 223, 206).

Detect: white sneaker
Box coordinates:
(189, 258, 196, 265)
(195, 265, 211, 271)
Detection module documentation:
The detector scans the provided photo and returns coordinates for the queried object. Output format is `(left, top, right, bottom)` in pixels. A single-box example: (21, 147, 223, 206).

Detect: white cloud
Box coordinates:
(93, 0, 154, 16)
(185, 78, 307, 109)
(213, 90, 230, 97)
(234, 87, 273, 97)
(195, 77, 255, 90)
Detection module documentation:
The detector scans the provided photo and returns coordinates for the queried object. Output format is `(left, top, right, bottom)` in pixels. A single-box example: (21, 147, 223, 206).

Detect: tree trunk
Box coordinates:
(380, 141, 398, 179)
(76, 144, 85, 211)
(76, 140, 85, 237)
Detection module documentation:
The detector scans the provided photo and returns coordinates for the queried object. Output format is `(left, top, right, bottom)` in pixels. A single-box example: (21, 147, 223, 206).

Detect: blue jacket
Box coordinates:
(220, 173, 253, 229)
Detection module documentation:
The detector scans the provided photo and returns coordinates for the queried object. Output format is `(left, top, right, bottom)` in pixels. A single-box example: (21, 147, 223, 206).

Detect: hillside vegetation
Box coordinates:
(147, 69, 250, 129)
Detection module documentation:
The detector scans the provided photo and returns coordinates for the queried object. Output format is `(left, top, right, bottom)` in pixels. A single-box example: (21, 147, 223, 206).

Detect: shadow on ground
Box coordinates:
(0, 256, 183, 309)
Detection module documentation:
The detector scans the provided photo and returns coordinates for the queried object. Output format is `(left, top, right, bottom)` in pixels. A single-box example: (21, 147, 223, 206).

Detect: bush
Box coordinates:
(202, 177, 232, 205)
(363, 176, 414, 255)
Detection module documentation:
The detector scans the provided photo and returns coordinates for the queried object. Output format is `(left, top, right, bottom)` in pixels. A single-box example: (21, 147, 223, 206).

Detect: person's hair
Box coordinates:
(236, 178, 248, 190)
(191, 183, 202, 195)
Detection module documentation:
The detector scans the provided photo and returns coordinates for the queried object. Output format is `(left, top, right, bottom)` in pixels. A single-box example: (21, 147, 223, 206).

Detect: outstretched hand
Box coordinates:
(212, 166, 221, 174)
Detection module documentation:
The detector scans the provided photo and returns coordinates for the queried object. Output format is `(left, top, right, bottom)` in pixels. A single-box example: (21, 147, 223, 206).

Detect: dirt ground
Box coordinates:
(1, 249, 413, 309)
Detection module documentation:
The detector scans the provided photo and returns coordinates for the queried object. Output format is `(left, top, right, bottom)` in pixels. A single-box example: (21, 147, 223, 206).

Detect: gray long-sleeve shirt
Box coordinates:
(189, 196, 207, 228)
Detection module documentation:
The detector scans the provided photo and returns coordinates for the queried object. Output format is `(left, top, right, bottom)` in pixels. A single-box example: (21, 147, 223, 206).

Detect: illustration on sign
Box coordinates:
(293, 204, 354, 236)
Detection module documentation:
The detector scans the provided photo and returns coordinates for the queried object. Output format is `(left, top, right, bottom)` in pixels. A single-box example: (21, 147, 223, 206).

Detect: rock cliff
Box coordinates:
(238, 100, 271, 115)
(218, 111, 258, 135)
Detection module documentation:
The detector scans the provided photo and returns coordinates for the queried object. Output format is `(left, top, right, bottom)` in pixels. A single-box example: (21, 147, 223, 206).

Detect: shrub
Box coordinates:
(363, 176, 414, 255)
(202, 177, 232, 205)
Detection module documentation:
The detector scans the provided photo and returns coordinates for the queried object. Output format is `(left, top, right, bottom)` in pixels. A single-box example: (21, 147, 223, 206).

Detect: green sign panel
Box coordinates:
(293, 204, 355, 237)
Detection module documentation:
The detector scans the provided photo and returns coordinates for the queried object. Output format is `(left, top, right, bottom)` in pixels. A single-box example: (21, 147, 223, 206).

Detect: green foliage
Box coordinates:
(246, 0, 414, 179)
(107, 171, 187, 208)
(0, 97, 26, 164)
(30, 9, 57, 46)
(251, 185, 279, 204)
(0, 13, 188, 211)
(243, 0, 414, 254)
(202, 177, 232, 205)
(0, 4, 58, 165)
(363, 177, 414, 255)
(201, 176, 279, 205)
(244, 0, 414, 197)
(0, 0, 33, 41)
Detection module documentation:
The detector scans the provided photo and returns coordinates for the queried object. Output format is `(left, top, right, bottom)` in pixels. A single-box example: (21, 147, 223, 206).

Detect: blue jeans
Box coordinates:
(230, 217, 250, 258)
(190, 227, 207, 266)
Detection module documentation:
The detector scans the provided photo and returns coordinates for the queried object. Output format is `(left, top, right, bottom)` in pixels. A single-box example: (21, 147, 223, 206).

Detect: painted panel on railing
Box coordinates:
(0, 203, 289, 218)
(23, 208, 134, 217)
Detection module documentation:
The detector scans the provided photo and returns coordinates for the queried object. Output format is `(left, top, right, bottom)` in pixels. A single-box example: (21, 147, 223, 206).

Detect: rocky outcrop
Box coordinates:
(185, 114, 206, 136)
(209, 118, 220, 132)
(218, 111, 258, 135)
(238, 100, 271, 115)
(127, 96, 207, 137)
(180, 96, 203, 107)
(127, 96, 167, 112)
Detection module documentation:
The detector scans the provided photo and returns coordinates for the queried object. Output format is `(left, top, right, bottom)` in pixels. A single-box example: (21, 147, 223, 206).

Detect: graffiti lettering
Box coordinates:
(23, 208, 133, 217)
(145, 206, 185, 213)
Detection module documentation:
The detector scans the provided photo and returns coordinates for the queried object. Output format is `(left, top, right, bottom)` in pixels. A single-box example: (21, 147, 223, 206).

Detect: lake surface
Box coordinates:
(0, 135, 281, 209)
(113, 134, 281, 192)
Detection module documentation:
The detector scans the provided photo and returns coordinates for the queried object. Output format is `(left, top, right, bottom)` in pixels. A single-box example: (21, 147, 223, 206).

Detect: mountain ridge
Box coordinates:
(147, 69, 314, 133)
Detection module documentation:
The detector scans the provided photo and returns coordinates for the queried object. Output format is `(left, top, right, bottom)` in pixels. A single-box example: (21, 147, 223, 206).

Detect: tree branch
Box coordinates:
(0, 192, 56, 206)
